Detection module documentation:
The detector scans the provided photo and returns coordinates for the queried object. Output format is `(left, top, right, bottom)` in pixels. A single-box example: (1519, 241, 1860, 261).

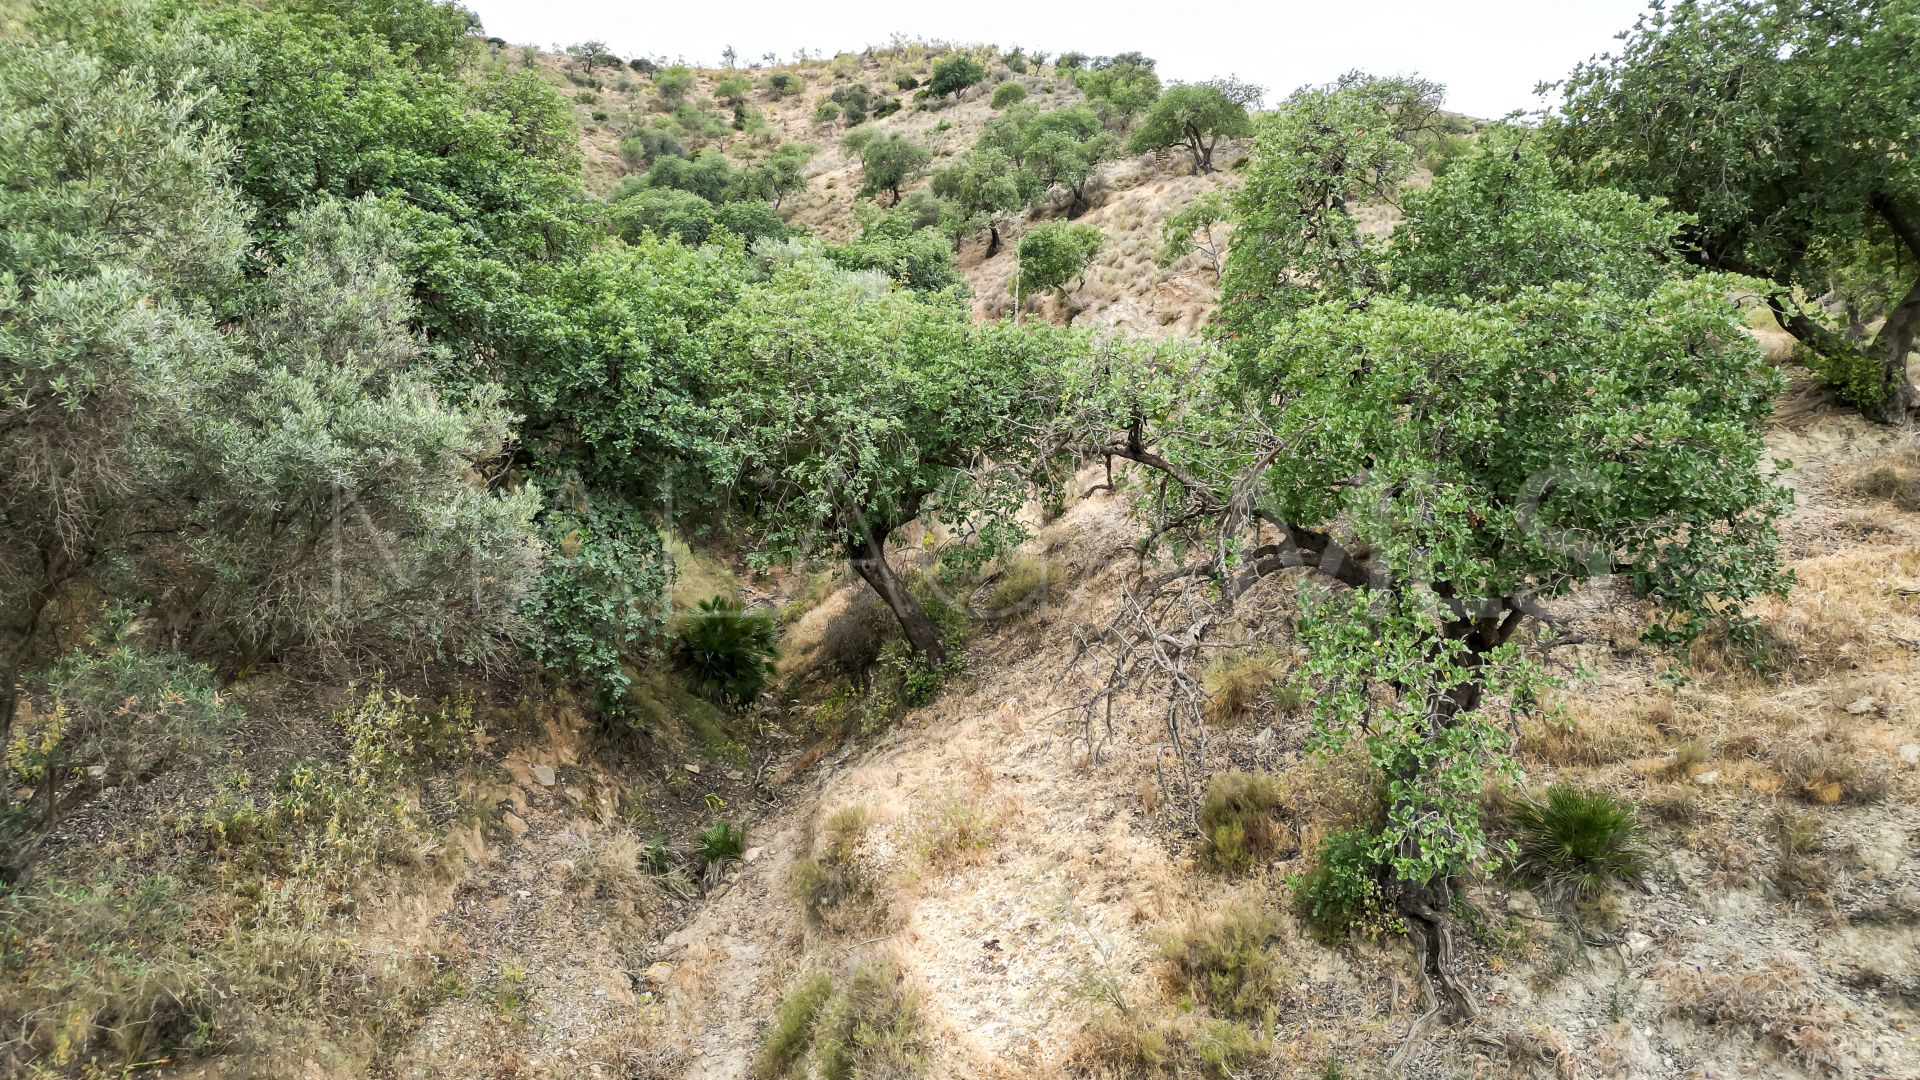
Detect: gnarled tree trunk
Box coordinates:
(847, 531, 948, 667)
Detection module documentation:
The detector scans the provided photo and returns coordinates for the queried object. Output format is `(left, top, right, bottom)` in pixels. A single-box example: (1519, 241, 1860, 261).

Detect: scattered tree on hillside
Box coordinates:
(1548, 0, 1920, 421)
(707, 263, 1072, 664)
(932, 146, 1032, 257)
(858, 133, 932, 206)
(929, 54, 987, 98)
(1074, 52, 1161, 122)
(737, 142, 815, 207)
(567, 40, 618, 70)
(653, 64, 694, 107)
(1158, 192, 1230, 279)
(1062, 73, 1790, 1029)
(1130, 79, 1261, 173)
(982, 104, 1118, 217)
(1018, 220, 1104, 301)
(713, 72, 752, 106)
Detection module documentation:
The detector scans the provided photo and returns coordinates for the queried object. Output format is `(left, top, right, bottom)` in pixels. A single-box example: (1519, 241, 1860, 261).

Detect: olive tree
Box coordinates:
(1547, 0, 1920, 421)
(1067, 79, 1789, 1025)
(1129, 79, 1260, 173)
(0, 27, 542, 788)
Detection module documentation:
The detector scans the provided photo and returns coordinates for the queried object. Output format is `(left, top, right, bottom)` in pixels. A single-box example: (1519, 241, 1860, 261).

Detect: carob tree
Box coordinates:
(1061, 81, 1792, 1038)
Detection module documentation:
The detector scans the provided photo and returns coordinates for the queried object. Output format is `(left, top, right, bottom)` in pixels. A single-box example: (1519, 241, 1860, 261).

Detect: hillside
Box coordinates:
(6, 7, 1920, 1080)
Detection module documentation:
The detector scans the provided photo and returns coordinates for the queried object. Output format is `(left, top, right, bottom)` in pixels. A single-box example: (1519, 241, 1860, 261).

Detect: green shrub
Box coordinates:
(1017, 220, 1104, 297)
(521, 499, 670, 714)
(755, 972, 835, 1077)
(766, 71, 801, 98)
(792, 806, 880, 930)
(1160, 901, 1286, 1021)
(1199, 652, 1284, 725)
(6, 628, 230, 842)
(1198, 770, 1288, 871)
(695, 819, 746, 867)
(1509, 785, 1648, 901)
(991, 80, 1027, 108)
(675, 596, 778, 707)
(813, 101, 841, 124)
(755, 963, 923, 1079)
(894, 70, 919, 90)
(1290, 829, 1393, 939)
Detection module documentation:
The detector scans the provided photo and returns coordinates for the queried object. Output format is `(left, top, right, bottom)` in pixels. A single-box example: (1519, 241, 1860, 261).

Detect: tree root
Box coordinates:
(1387, 891, 1479, 1073)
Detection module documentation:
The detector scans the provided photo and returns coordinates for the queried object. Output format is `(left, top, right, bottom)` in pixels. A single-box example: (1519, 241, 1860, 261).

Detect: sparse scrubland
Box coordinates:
(3, 0, 1919, 1077)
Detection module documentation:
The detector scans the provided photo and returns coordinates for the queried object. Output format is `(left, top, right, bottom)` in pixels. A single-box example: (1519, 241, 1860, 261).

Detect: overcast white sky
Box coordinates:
(461, 0, 1651, 119)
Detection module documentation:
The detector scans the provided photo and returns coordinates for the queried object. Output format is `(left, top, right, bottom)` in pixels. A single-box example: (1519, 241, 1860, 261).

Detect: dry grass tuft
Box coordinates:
(1519, 700, 1663, 767)
(907, 790, 1000, 871)
(1198, 769, 1292, 871)
(567, 830, 653, 916)
(1200, 650, 1288, 727)
(1769, 726, 1890, 805)
(1658, 957, 1849, 1075)
(792, 805, 885, 932)
(1064, 1011, 1271, 1079)
(1158, 900, 1288, 1022)
(978, 552, 1061, 620)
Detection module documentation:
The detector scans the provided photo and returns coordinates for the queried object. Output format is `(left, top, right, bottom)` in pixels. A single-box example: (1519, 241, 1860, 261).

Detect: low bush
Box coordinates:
(1290, 829, 1393, 939)
(978, 553, 1058, 618)
(753, 961, 924, 1079)
(676, 596, 779, 707)
(1200, 651, 1285, 726)
(1160, 901, 1287, 1021)
(792, 806, 882, 930)
(1198, 769, 1289, 871)
(991, 80, 1027, 108)
(1509, 785, 1648, 901)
